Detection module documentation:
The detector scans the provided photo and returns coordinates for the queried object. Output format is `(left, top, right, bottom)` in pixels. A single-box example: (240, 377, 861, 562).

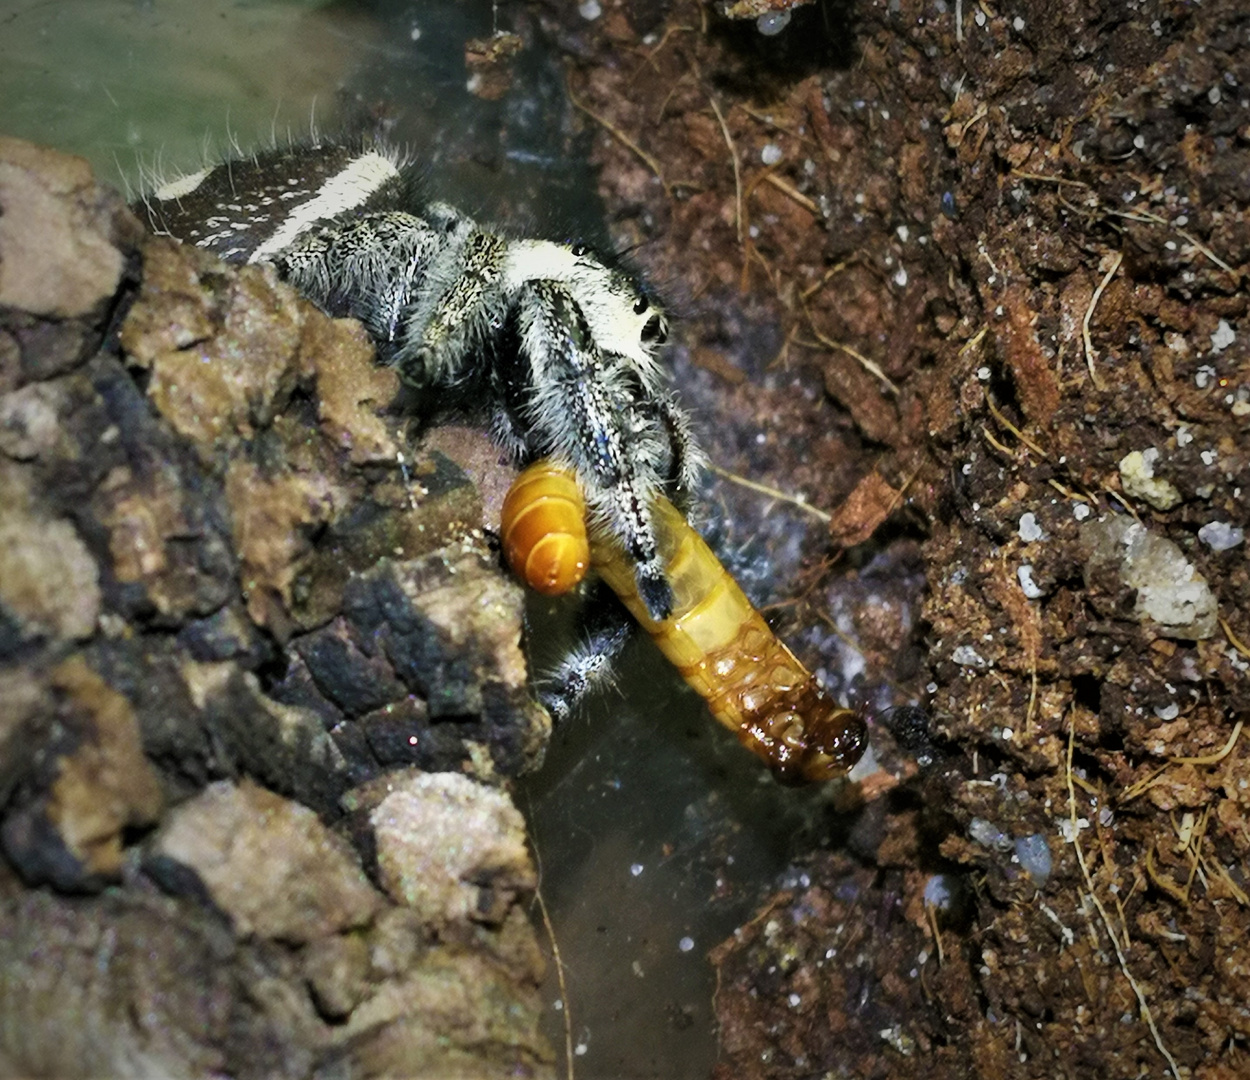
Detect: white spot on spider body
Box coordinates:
(249, 150, 402, 263)
(153, 167, 213, 200)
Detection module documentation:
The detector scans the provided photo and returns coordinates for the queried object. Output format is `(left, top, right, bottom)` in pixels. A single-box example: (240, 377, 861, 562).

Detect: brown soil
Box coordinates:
(542, 0, 1250, 1076)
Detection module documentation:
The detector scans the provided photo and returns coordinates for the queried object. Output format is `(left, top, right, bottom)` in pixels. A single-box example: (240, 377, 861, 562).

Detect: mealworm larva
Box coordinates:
(500, 461, 591, 595)
(591, 491, 867, 784)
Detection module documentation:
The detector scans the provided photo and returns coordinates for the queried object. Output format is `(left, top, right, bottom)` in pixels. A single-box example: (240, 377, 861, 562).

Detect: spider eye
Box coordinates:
(633, 296, 649, 315)
(642, 314, 667, 344)
(571, 243, 588, 257)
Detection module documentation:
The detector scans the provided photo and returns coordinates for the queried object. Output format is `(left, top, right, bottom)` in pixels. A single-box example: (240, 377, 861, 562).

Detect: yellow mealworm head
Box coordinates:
(738, 682, 868, 785)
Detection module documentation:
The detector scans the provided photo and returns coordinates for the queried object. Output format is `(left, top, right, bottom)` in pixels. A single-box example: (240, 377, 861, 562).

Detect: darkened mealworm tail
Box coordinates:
(591, 491, 867, 784)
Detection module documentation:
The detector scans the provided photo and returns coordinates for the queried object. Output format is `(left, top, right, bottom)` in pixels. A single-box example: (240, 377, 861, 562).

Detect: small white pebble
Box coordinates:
(788, 993, 802, 1007)
(1018, 512, 1043, 542)
(1198, 521, 1245, 551)
(1018, 564, 1044, 599)
(1073, 503, 1091, 521)
(1012, 15, 1024, 30)
(977, 366, 992, 381)
(678, 936, 694, 953)
(1176, 427, 1193, 447)
(1211, 319, 1235, 352)
(1154, 702, 1180, 721)
(756, 10, 791, 34)
(952, 645, 988, 668)
(578, 0, 601, 19)
(1209, 86, 1222, 105)
(894, 266, 908, 287)
(761, 142, 783, 166)
(630, 863, 644, 877)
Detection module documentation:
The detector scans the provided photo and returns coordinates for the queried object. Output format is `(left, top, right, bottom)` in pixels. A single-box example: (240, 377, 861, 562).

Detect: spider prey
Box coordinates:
(140, 139, 866, 781)
(141, 140, 701, 624)
(504, 462, 867, 783)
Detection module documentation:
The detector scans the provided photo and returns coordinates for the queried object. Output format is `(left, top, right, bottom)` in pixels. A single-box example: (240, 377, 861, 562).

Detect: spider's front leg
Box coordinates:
(511, 279, 679, 621)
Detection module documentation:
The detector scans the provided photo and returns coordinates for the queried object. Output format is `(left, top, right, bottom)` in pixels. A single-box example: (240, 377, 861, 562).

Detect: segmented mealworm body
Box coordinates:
(500, 462, 591, 595)
(591, 491, 866, 784)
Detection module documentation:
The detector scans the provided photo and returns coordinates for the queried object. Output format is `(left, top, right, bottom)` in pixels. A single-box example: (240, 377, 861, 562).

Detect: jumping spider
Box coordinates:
(139, 139, 867, 782)
(141, 141, 700, 623)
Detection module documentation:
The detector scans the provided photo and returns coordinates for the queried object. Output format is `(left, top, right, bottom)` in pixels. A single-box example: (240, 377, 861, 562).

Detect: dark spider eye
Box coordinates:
(633, 296, 649, 315)
(642, 314, 667, 344)
(571, 243, 588, 257)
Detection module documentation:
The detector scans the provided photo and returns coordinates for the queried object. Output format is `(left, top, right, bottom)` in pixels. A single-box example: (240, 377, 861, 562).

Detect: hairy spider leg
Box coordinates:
(538, 578, 635, 724)
(515, 281, 676, 620)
